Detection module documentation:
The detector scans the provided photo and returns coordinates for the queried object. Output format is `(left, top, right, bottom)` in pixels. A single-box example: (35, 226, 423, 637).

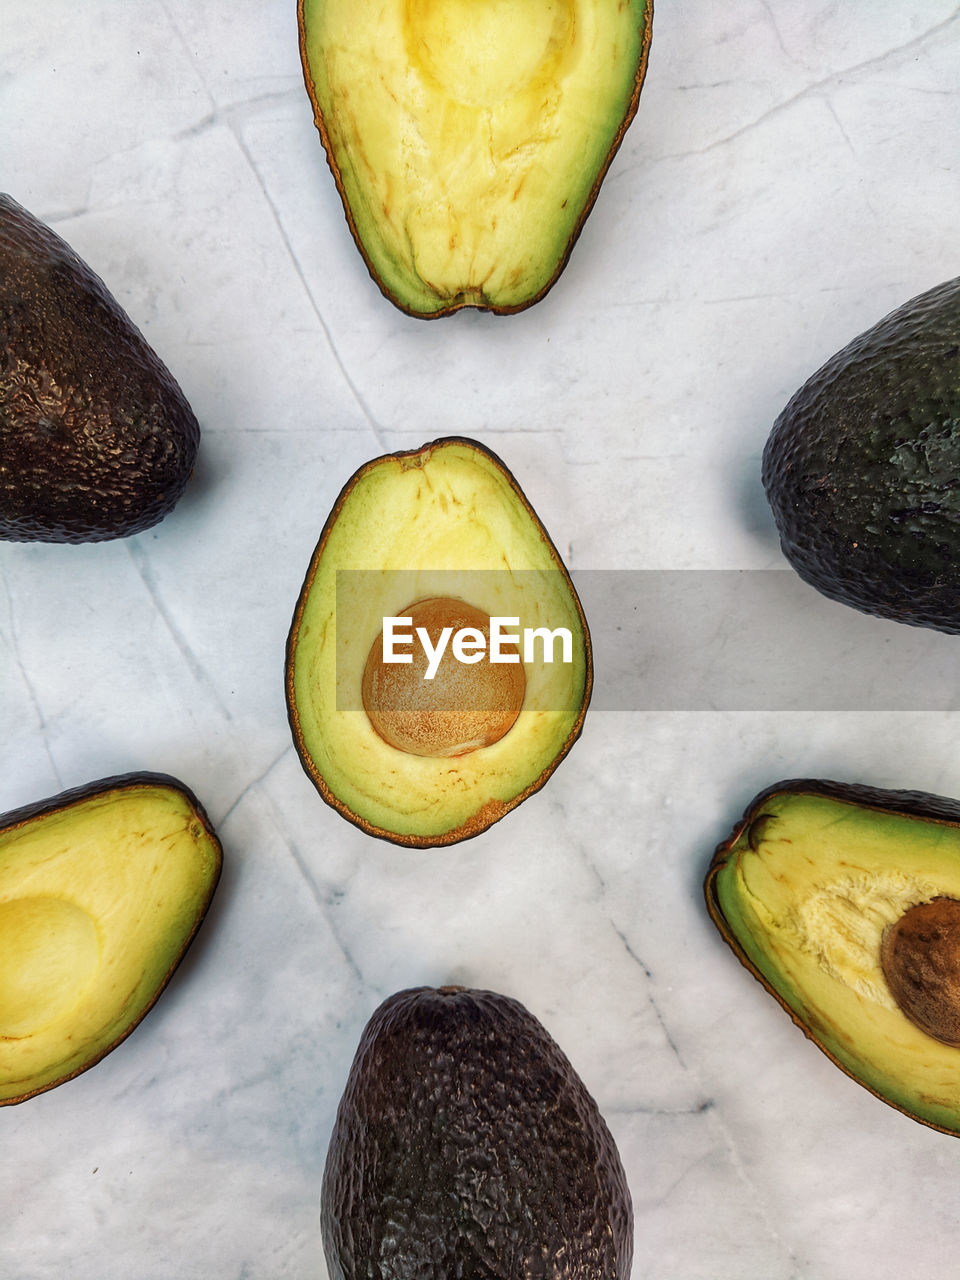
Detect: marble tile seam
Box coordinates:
(39, 204, 93, 228)
(224, 126, 390, 456)
(171, 87, 307, 145)
(612, 922, 693, 1071)
(125, 540, 235, 726)
(653, 7, 959, 166)
(704, 1103, 805, 1275)
(255, 790, 367, 990)
(1, 579, 64, 792)
(215, 745, 294, 831)
(611, 915, 803, 1268)
(156, 0, 218, 118)
(197, 425, 373, 435)
(605, 1097, 714, 1118)
(755, 0, 804, 70)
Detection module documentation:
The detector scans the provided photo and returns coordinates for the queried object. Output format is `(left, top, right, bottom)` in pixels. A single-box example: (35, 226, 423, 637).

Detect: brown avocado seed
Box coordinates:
(881, 898, 960, 1046)
(362, 597, 526, 758)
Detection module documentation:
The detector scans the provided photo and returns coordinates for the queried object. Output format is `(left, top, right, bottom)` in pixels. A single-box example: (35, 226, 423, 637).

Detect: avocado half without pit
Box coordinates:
(705, 779, 960, 1134)
(298, 0, 653, 317)
(0, 195, 200, 543)
(322, 986, 633, 1280)
(285, 437, 592, 847)
(0, 773, 222, 1105)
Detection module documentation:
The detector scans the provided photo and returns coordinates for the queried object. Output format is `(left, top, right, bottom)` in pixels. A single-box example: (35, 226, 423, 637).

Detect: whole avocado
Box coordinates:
(0, 194, 199, 543)
(762, 276, 960, 632)
(322, 986, 633, 1280)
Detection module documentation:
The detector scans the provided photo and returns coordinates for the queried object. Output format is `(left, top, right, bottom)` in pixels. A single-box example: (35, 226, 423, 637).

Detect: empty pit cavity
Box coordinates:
(0, 896, 100, 1038)
(404, 0, 575, 108)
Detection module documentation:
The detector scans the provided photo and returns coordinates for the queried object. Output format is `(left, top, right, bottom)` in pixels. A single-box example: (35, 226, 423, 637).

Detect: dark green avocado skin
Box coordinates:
(0, 769, 221, 834)
(762, 277, 960, 632)
(709, 777, 960, 884)
(321, 986, 633, 1280)
(0, 194, 199, 543)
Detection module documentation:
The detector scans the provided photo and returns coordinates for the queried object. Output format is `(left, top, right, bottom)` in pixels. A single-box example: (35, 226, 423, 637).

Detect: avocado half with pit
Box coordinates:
(763, 275, 960, 632)
(297, 0, 653, 317)
(285, 438, 592, 847)
(0, 773, 221, 1104)
(706, 779, 960, 1135)
(322, 986, 633, 1280)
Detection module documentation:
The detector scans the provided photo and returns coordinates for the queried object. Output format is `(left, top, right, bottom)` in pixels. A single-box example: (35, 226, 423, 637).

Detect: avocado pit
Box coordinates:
(361, 596, 525, 757)
(881, 898, 960, 1047)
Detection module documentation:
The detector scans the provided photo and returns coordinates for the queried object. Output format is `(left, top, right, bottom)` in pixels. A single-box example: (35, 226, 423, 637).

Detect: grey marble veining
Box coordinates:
(3, 3, 960, 1277)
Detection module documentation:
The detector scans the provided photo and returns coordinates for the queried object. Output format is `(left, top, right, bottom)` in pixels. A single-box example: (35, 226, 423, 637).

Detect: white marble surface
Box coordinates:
(2, 3, 960, 1277)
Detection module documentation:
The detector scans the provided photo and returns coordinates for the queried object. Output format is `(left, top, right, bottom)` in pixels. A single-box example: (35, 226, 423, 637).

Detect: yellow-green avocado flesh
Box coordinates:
(298, 0, 653, 317)
(707, 781, 960, 1134)
(0, 774, 222, 1104)
(285, 438, 592, 847)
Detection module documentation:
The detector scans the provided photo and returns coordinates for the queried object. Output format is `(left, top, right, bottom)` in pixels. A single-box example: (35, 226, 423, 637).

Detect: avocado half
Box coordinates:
(285, 438, 592, 847)
(0, 773, 222, 1104)
(763, 276, 960, 632)
(322, 986, 633, 1280)
(0, 194, 200, 543)
(298, 0, 653, 317)
(706, 779, 960, 1135)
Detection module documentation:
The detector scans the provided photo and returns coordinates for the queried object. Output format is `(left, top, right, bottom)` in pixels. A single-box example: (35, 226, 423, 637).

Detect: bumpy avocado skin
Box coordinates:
(0, 195, 200, 543)
(0, 772, 222, 1104)
(322, 986, 633, 1280)
(762, 277, 960, 632)
(706, 779, 960, 1135)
